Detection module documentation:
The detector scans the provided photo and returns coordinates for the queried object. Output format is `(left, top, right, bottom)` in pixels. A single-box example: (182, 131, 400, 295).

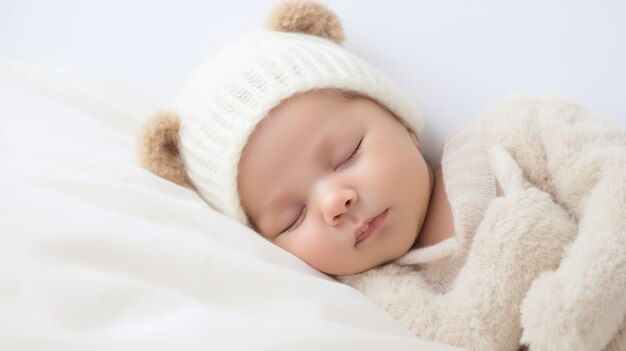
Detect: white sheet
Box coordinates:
(0, 62, 460, 350)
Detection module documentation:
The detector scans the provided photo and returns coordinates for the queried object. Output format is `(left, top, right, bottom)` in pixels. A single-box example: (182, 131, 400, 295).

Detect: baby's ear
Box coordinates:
(138, 111, 190, 186)
(266, 0, 345, 45)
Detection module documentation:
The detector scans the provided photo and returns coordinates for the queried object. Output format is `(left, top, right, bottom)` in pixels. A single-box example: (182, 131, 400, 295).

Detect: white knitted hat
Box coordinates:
(139, 1, 422, 226)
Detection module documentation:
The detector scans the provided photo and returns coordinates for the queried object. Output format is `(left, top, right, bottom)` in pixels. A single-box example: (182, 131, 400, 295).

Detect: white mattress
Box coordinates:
(1, 1, 624, 350)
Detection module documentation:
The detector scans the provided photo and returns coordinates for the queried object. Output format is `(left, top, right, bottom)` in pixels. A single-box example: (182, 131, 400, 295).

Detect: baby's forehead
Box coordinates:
(246, 89, 408, 159)
(239, 91, 361, 176)
(248, 90, 353, 142)
(264, 89, 350, 121)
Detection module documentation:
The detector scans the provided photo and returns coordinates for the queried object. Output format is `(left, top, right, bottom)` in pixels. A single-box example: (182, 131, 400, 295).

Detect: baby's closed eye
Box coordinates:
(281, 206, 306, 235)
(335, 137, 363, 171)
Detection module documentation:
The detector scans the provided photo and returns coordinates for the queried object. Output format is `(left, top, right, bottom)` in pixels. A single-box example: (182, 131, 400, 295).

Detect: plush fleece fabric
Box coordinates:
(337, 96, 626, 351)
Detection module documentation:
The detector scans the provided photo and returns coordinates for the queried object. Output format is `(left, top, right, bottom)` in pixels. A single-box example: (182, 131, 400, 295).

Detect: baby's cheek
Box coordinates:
(359, 154, 390, 195)
(287, 223, 347, 273)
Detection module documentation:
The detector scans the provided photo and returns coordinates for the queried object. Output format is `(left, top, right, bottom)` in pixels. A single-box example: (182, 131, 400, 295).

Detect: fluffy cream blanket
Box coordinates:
(341, 97, 626, 350)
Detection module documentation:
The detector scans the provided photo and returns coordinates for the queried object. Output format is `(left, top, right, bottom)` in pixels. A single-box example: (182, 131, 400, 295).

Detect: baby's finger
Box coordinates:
(489, 145, 529, 194)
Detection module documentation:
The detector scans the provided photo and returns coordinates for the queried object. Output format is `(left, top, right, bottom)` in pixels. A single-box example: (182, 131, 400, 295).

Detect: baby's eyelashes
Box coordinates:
(335, 137, 363, 171)
(280, 206, 307, 235)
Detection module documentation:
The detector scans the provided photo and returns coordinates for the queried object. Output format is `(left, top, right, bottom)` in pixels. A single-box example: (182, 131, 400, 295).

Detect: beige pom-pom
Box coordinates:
(138, 111, 190, 186)
(266, 0, 345, 45)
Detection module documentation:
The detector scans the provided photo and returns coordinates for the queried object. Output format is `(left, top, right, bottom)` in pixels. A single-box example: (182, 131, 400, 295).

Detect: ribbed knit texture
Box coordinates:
(414, 119, 496, 292)
(174, 30, 421, 224)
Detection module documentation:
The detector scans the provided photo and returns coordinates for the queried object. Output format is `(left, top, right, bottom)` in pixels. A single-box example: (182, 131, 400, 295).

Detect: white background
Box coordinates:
(1, 0, 625, 158)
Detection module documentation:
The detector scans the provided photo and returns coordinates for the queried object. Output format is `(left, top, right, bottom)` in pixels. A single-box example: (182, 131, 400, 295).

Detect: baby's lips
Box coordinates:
(354, 209, 388, 244)
(354, 221, 371, 238)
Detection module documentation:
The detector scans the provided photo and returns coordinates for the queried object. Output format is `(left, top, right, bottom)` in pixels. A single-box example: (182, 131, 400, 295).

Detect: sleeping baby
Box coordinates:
(138, 1, 626, 350)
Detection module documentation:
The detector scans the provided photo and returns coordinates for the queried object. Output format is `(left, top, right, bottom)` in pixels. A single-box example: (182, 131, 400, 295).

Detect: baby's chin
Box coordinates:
(324, 260, 383, 276)
(330, 250, 412, 276)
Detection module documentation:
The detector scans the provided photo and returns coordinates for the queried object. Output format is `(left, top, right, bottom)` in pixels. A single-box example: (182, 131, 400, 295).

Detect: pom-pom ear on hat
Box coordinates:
(266, 0, 345, 44)
(138, 111, 190, 186)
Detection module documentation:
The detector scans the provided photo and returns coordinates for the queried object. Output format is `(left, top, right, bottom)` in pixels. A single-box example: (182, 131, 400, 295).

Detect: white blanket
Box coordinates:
(0, 61, 460, 350)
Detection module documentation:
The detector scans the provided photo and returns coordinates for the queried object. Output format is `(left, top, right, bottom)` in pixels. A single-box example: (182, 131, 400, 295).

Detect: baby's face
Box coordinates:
(238, 90, 433, 275)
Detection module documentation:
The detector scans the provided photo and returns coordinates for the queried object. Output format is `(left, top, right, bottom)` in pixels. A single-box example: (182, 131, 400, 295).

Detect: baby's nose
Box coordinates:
(321, 188, 358, 226)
